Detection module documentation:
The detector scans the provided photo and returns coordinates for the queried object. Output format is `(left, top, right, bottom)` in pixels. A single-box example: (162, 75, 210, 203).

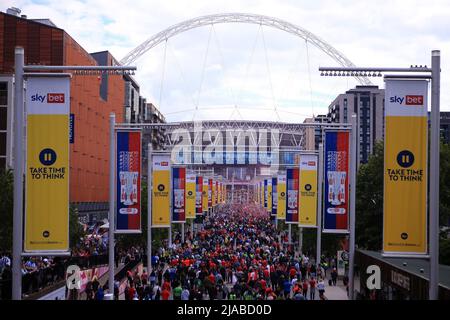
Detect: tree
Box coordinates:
(355, 140, 450, 265)
(355, 141, 384, 250)
(439, 142, 450, 226)
(0, 169, 14, 252)
(69, 205, 85, 249)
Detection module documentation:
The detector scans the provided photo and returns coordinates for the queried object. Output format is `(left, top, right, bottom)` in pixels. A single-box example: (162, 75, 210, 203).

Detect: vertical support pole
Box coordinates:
(429, 50, 440, 300)
(348, 114, 357, 300)
(108, 113, 116, 297)
(147, 143, 152, 273)
(288, 224, 292, 245)
(231, 174, 234, 204)
(168, 165, 173, 248)
(299, 227, 303, 254)
(12, 47, 24, 300)
(317, 143, 323, 266)
(181, 223, 185, 243)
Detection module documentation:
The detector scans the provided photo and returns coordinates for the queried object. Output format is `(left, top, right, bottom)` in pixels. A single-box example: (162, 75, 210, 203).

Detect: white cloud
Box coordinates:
(4, 0, 449, 122)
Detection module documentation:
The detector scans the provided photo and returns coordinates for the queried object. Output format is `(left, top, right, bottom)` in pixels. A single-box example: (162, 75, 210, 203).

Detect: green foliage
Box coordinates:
(355, 141, 384, 250)
(0, 169, 14, 252)
(355, 140, 450, 265)
(440, 237, 450, 266)
(439, 142, 450, 226)
(69, 205, 85, 248)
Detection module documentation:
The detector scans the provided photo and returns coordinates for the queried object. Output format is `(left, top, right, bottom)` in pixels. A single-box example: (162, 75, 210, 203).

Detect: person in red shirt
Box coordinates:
(289, 267, 297, 280)
(161, 288, 171, 300)
(309, 277, 317, 300)
(260, 278, 267, 290)
(208, 272, 216, 284)
(302, 279, 309, 298)
(128, 284, 136, 300)
(263, 268, 270, 280)
(162, 280, 171, 292)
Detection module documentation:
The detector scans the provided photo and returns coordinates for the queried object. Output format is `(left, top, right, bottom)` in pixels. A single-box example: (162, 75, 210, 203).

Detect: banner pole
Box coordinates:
(429, 50, 440, 300)
(12, 47, 24, 300)
(169, 166, 173, 248)
(348, 114, 357, 300)
(147, 143, 152, 274)
(299, 227, 303, 254)
(316, 143, 324, 266)
(181, 223, 185, 243)
(108, 113, 116, 298)
(288, 224, 292, 245)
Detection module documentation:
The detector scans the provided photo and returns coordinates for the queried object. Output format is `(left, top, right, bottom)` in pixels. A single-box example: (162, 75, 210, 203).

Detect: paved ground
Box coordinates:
(322, 284, 348, 300)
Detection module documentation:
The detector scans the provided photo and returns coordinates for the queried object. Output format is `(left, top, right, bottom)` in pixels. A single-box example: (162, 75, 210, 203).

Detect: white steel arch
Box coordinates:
(120, 12, 372, 85)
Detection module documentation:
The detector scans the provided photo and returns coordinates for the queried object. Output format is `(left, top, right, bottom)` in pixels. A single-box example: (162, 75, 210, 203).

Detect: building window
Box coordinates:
(0, 82, 7, 105)
(0, 107, 6, 131)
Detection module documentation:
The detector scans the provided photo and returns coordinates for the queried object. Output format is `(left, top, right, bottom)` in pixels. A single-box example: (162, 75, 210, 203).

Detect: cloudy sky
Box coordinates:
(4, 0, 449, 122)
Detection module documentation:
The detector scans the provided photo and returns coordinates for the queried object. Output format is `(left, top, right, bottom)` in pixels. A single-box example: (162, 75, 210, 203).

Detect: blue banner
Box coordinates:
(272, 177, 277, 216)
(323, 131, 350, 233)
(172, 167, 186, 223)
(116, 131, 141, 233)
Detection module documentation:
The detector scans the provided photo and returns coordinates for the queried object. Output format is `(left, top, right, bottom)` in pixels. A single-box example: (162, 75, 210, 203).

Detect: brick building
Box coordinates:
(0, 10, 125, 219)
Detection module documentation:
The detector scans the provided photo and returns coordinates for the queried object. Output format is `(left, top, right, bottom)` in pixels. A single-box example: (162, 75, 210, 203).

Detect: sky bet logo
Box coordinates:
(31, 93, 65, 103)
(390, 95, 423, 105)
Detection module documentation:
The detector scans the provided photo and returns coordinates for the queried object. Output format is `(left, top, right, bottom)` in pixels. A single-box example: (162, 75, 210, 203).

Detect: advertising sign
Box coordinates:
(272, 177, 277, 216)
(25, 76, 70, 252)
(196, 176, 203, 215)
(260, 181, 264, 206)
(383, 79, 428, 256)
(208, 178, 213, 208)
(286, 168, 299, 224)
(116, 130, 142, 233)
(185, 173, 196, 219)
(267, 178, 272, 213)
(152, 155, 171, 227)
(323, 131, 350, 233)
(172, 167, 186, 223)
(264, 180, 268, 208)
(202, 178, 209, 213)
(69, 113, 74, 144)
(277, 174, 286, 220)
(299, 154, 318, 227)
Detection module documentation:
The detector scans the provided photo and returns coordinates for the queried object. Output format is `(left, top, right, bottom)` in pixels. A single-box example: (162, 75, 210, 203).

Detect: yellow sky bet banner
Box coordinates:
(277, 174, 286, 220)
(299, 154, 318, 227)
(267, 178, 272, 213)
(384, 79, 428, 256)
(185, 173, 196, 219)
(152, 155, 171, 227)
(212, 179, 217, 206)
(25, 76, 70, 252)
(202, 178, 209, 212)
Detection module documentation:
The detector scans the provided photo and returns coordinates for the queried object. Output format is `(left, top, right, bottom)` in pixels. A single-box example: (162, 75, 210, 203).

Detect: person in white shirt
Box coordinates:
(317, 278, 326, 300)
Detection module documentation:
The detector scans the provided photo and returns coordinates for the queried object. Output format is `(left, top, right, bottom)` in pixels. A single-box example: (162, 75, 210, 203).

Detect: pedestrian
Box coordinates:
(317, 278, 325, 300)
(331, 268, 338, 286)
(309, 277, 316, 300)
(302, 279, 308, 298)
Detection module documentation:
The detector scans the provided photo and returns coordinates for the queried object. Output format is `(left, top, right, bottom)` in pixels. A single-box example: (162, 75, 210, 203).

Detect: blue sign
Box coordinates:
(69, 113, 74, 144)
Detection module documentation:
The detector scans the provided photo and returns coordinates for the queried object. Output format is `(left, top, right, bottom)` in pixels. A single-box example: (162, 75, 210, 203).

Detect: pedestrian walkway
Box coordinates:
(323, 284, 348, 300)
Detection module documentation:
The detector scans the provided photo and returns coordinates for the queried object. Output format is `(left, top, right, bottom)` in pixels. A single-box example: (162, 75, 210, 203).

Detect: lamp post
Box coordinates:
(319, 53, 440, 300)
(11, 48, 137, 299)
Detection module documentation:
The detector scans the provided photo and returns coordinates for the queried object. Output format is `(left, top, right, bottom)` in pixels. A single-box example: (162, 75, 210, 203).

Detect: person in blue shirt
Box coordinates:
(283, 278, 291, 299)
(95, 285, 105, 300)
